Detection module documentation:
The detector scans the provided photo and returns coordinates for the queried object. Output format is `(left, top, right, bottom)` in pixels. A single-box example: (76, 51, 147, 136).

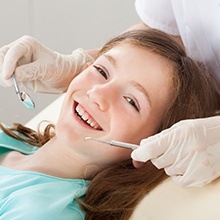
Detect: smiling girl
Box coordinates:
(0, 29, 218, 219)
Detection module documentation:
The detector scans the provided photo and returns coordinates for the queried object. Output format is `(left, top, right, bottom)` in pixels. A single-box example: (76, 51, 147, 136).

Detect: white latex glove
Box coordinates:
(0, 35, 94, 93)
(131, 116, 220, 187)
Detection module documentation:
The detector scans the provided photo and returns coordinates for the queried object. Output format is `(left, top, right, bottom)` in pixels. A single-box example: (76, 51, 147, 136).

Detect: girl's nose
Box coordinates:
(87, 83, 117, 111)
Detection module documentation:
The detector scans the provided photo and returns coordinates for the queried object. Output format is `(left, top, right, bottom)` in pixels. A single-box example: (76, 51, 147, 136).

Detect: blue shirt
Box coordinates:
(0, 129, 88, 219)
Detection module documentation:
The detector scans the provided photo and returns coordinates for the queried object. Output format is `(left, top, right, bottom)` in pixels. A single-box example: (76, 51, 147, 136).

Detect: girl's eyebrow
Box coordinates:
(104, 54, 152, 107)
(130, 81, 152, 107)
(104, 54, 117, 67)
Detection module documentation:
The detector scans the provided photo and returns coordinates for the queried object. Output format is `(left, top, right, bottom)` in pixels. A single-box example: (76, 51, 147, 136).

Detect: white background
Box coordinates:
(0, 0, 139, 125)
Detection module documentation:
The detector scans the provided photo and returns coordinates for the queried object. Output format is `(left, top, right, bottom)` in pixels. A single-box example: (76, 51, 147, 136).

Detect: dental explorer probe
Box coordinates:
(84, 137, 138, 150)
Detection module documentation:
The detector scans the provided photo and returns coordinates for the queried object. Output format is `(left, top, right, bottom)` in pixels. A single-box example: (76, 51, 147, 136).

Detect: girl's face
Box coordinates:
(56, 44, 173, 167)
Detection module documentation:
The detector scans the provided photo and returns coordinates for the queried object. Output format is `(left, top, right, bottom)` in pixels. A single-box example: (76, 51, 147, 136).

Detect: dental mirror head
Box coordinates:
(12, 74, 35, 110)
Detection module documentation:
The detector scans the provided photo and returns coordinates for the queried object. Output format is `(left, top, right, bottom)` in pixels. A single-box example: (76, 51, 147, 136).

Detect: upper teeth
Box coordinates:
(75, 104, 101, 130)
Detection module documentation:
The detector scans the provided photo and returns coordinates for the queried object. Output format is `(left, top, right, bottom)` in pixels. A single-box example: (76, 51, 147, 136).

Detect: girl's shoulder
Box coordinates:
(0, 166, 87, 220)
(0, 128, 38, 155)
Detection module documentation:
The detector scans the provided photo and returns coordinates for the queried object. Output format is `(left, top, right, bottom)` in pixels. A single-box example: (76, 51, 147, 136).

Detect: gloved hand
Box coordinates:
(0, 35, 94, 93)
(131, 116, 220, 187)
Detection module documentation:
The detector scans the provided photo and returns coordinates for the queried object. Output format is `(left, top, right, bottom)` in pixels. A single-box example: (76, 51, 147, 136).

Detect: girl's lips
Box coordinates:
(72, 101, 103, 131)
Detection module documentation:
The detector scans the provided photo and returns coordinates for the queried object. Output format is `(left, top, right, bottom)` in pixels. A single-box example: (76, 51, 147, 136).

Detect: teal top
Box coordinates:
(0, 129, 89, 220)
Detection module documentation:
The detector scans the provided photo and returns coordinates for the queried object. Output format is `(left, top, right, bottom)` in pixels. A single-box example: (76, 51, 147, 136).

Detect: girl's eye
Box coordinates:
(93, 65, 108, 79)
(125, 97, 139, 112)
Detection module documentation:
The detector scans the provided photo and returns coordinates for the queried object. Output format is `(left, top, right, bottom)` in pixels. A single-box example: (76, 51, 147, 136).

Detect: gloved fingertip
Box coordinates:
(131, 149, 150, 162)
(140, 137, 155, 146)
(171, 176, 183, 186)
(172, 176, 192, 188)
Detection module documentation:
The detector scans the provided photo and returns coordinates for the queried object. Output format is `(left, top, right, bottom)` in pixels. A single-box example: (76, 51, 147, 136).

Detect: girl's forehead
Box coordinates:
(100, 42, 142, 55)
(102, 43, 169, 66)
(99, 44, 173, 88)
(102, 44, 170, 69)
(98, 43, 174, 84)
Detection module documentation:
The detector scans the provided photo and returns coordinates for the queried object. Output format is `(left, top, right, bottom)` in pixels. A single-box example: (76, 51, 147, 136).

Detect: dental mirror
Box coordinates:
(12, 74, 35, 110)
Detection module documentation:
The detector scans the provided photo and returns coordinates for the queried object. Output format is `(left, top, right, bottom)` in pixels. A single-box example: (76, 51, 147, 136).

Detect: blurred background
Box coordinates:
(0, 0, 139, 125)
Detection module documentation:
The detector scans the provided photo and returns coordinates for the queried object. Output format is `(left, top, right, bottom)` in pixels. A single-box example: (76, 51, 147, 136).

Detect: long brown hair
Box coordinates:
(0, 29, 219, 220)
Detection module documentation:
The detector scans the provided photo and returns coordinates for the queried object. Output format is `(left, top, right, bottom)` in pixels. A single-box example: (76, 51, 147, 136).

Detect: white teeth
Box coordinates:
(90, 122, 95, 127)
(79, 108, 85, 115)
(75, 105, 83, 115)
(82, 112, 89, 121)
(75, 104, 101, 130)
(87, 119, 92, 124)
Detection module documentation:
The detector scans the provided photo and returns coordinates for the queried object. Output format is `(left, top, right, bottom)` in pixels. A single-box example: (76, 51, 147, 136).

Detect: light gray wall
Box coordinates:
(0, 0, 139, 125)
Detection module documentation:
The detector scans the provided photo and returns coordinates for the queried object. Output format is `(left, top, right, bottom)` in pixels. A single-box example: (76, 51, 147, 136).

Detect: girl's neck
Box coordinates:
(5, 137, 99, 180)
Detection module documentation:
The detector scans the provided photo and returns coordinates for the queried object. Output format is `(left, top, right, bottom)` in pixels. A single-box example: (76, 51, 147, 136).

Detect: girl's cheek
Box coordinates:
(69, 68, 103, 90)
(69, 73, 88, 88)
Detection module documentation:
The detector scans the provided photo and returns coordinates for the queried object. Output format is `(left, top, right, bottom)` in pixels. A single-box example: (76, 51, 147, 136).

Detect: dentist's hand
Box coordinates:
(0, 35, 94, 93)
(131, 116, 220, 187)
